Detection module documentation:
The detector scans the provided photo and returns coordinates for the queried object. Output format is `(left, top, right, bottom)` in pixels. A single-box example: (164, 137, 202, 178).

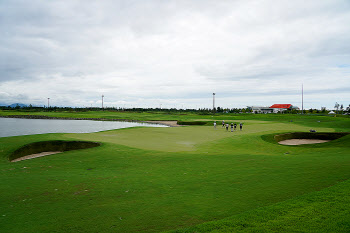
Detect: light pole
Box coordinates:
(213, 93, 215, 112)
(47, 98, 50, 108)
(301, 84, 304, 115)
(102, 95, 104, 110)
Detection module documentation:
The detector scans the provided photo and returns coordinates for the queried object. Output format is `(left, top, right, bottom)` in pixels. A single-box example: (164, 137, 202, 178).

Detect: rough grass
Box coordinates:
(0, 113, 349, 232)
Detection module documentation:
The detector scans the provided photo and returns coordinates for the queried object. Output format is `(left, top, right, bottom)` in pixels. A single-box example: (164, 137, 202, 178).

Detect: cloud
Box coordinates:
(0, 0, 349, 109)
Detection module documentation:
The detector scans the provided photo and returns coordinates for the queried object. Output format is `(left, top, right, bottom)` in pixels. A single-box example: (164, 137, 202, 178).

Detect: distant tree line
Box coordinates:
(0, 105, 251, 114)
(1, 104, 349, 115)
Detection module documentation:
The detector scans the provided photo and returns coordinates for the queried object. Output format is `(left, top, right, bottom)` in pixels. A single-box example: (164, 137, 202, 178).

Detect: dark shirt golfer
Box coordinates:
(240, 123, 243, 130)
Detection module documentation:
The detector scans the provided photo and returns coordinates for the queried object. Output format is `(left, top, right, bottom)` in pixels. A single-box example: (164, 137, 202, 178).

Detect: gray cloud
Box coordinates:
(0, 0, 349, 109)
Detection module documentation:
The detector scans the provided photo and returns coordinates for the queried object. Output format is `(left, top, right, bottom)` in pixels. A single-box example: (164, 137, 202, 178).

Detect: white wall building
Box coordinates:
(248, 106, 273, 114)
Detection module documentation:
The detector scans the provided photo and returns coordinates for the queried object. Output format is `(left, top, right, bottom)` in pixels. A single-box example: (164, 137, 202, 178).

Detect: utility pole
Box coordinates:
(102, 95, 104, 110)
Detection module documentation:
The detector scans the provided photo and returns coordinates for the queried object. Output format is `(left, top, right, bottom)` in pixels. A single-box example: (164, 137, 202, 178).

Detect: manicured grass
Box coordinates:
(63, 121, 333, 152)
(168, 178, 350, 232)
(0, 113, 349, 232)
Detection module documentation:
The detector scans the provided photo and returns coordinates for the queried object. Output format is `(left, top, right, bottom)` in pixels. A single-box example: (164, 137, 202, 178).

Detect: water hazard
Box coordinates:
(0, 118, 167, 138)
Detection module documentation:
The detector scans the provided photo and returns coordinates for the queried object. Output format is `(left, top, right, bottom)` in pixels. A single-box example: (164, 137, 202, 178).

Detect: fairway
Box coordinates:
(0, 115, 349, 232)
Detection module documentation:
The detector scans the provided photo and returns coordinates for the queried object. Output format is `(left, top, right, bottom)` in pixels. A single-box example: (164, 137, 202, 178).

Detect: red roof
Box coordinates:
(269, 104, 292, 109)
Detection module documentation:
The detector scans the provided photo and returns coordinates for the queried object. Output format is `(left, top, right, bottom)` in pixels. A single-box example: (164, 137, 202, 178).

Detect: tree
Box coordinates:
(334, 102, 340, 113)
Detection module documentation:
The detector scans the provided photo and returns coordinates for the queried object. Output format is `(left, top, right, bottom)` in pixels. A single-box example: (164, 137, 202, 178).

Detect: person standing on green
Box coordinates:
(240, 122, 243, 131)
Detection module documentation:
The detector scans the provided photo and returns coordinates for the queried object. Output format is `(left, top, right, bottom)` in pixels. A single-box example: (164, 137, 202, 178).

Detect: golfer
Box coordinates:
(234, 123, 237, 131)
(222, 120, 225, 128)
(214, 121, 216, 129)
(231, 123, 233, 132)
(226, 123, 229, 131)
(240, 122, 243, 131)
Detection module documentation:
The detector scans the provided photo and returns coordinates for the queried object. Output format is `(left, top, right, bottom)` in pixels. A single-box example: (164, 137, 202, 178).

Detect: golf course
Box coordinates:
(0, 111, 349, 232)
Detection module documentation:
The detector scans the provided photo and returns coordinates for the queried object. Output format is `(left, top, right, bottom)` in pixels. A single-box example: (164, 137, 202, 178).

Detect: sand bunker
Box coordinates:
(145, 121, 180, 127)
(9, 140, 101, 162)
(11, 151, 62, 162)
(278, 139, 330, 145)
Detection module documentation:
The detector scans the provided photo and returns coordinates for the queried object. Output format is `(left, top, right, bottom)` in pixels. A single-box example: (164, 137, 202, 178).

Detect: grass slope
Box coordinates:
(168, 178, 350, 232)
(0, 113, 349, 232)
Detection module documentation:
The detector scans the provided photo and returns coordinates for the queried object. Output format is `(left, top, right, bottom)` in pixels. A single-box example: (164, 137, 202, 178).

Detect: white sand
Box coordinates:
(278, 139, 330, 145)
(11, 151, 62, 162)
(145, 121, 180, 127)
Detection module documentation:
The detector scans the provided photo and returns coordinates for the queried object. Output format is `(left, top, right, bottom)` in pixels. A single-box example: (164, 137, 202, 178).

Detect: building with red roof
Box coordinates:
(269, 104, 294, 113)
(270, 104, 292, 109)
(248, 104, 298, 113)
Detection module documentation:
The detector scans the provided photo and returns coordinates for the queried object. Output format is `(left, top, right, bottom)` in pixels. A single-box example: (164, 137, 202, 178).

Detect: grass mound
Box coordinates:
(9, 140, 101, 161)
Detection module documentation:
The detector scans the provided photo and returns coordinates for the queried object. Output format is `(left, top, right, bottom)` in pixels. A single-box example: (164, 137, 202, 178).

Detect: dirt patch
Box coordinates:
(278, 139, 331, 145)
(11, 151, 62, 162)
(145, 121, 180, 127)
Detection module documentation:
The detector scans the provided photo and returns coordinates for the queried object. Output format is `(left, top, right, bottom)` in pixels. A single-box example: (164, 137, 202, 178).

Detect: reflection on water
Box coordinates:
(0, 118, 167, 138)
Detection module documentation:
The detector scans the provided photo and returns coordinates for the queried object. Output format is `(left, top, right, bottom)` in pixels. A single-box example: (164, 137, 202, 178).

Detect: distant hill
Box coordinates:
(0, 103, 28, 108)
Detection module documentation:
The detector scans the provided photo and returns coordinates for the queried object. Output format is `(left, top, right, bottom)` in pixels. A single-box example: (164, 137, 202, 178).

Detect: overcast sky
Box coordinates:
(1, 0, 349, 109)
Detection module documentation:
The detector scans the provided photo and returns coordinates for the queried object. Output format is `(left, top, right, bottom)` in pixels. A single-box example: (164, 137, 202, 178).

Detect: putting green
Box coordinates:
(63, 120, 333, 152)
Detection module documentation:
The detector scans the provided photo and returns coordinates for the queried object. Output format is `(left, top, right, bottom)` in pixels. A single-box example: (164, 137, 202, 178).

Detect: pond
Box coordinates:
(0, 118, 167, 138)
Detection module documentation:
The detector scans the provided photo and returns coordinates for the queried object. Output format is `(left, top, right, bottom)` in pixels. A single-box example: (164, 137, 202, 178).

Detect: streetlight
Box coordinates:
(301, 84, 304, 115)
(102, 95, 104, 109)
(213, 93, 215, 112)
